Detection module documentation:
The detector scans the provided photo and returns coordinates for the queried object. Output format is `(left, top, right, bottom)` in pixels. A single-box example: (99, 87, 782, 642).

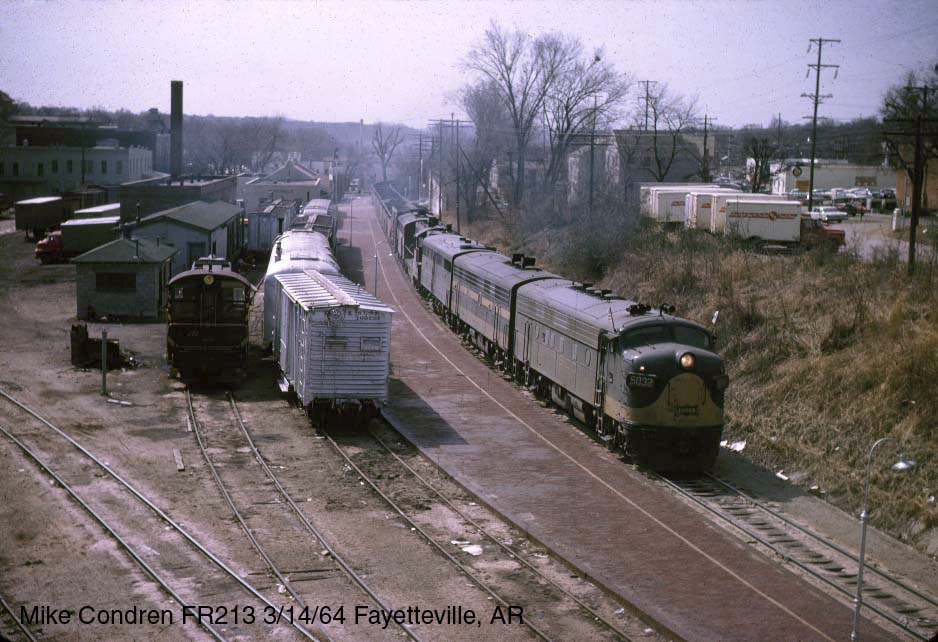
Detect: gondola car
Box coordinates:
(167, 258, 254, 383)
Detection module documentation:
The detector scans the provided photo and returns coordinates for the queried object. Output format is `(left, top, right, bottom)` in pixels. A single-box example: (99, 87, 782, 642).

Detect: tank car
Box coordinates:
(166, 258, 254, 383)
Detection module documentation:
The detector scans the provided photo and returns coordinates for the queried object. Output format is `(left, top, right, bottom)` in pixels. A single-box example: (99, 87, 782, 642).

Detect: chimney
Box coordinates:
(170, 80, 183, 179)
(134, 239, 140, 259)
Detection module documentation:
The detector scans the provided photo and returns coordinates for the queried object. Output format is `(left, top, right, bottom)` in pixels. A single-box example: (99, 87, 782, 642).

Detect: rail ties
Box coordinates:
(0, 593, 40, 642)
(0, 422, 228, 642)
(364, 426, 638, 642)
(656, 471, 938, 641)
(184, 389, 324, 642)
(222, 392, 427, 642)
(0, 386, 311, 642)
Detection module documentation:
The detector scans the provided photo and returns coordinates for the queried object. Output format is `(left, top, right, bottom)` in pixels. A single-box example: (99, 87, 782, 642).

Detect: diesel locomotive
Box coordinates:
(373, 182, 728, 472)
(166, 258, 254, 383)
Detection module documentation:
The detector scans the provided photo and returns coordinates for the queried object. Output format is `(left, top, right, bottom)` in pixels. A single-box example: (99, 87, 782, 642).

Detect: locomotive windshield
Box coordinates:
(619, 324, 712, 351)
(170, 282, 247, 324)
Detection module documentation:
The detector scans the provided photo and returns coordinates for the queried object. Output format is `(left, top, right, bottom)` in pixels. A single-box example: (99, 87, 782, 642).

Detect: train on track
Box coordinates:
(262, 200, 392, 420)
(372, 182, 728, 472)
(166, 258, 255, 383)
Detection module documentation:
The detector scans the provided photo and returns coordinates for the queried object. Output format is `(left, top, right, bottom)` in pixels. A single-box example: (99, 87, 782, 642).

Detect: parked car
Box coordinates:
(811, 206, 848, 223)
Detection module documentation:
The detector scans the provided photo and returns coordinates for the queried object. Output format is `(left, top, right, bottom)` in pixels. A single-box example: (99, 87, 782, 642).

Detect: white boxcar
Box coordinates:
(262, 229, 340, 346)
(683, 189, 739, 229)
(709, 193, 793, 235)
(275, 270, 392, 409)
(722, 199, 803, 243)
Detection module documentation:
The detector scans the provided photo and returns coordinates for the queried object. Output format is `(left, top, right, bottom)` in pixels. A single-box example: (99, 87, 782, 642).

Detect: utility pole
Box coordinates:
(802, 37, 840, 212)
(588, 95, 598, 219)
(884, 85, 934, 274)
(453, 114, 461, 234)
(777, 112, 782, 148)
(700, 114, 716, 182)
(638, 80, 658, 131)
(438, 120, 444, 216)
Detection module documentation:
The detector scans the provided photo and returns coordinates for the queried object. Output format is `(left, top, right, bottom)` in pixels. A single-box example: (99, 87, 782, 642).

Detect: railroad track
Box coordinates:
(0, 386, 315, 642)
(321, 418, 643, 642)
(186, 389, 424, 642)
(0, 593, 39, 642)
(654, 471, 938, 642)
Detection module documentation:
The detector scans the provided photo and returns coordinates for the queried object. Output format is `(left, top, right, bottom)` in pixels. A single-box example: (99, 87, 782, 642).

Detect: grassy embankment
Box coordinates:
(463, 208, 938, 552)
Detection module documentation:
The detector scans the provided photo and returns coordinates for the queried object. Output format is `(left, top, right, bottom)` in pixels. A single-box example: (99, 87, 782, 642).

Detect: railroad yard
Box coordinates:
(3, 4, 938, 641)
(0, 195, 935, 642)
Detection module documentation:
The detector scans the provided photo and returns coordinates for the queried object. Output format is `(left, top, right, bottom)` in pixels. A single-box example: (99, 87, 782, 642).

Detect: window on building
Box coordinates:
(67, 159, 74, 173)
(0, 162, 4, 177)
(101, 160, 107, 174)
(85, 160, 93, 174)
(37, 162, 44, 177)
(12, 162, 19, 177)
(95, 272, 136, 291)
(116, 160, 123, 175)
(51, 159, 58, 174)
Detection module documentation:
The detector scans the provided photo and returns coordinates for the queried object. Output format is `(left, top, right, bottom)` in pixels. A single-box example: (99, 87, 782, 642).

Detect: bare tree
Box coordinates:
(465, 21, 569, 206)
(462, 80, 513, 217)
(881, 64, 938, 196)
(372, 122, 404, 182)
(542, 46, 629, 188)
(246, 116, 284, 173)
(623, 84, 698, 182)
(744, 135, 778, 193)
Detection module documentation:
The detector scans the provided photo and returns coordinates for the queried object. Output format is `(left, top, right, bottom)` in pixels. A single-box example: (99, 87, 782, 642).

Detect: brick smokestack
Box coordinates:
(170, 80, 183, 179)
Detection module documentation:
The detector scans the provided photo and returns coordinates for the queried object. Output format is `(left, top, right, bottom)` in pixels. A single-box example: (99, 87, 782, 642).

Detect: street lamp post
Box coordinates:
(851, 437, 916, 642)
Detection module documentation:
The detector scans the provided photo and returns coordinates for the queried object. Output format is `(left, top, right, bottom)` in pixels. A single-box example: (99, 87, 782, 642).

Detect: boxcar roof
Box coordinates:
(455, 251, 560, 292)
(265, 229, 339, 277)
(275, 270, 392, 313)
(421, 233, 492, 260)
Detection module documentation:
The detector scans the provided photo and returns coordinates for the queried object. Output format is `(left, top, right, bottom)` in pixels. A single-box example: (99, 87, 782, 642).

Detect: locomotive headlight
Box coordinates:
(679, 353, 695, 370)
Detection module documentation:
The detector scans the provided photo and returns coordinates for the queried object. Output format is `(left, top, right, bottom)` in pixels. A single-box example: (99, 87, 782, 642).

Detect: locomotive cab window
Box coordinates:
(673, 325, 712, 350)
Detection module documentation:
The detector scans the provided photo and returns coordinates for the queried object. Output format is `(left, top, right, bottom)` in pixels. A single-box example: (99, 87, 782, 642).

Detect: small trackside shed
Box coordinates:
(275, 270, 392, 409)
(72, 238, 176, 321)
(130, 200, 244, 276)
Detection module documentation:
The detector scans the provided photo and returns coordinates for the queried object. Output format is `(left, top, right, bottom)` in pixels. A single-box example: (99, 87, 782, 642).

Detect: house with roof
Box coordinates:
(241, 161, 331, 213)
(73, 238, 176, 321)
(129, 200, 244, 275)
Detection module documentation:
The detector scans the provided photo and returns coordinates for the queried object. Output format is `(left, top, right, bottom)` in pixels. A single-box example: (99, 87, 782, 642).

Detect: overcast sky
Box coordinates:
(3, 0, 936, 129)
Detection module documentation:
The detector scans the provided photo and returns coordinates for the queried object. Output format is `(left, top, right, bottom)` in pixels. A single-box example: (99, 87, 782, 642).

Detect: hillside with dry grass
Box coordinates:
(464, 210, 938, 555)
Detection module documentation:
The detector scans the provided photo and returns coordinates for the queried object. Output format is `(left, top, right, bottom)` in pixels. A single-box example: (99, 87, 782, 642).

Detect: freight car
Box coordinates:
(273, 269, 392, 420)
(166, 259, 254, 383)
(373, 182, 728, 472)
(262, 228, 340, 348)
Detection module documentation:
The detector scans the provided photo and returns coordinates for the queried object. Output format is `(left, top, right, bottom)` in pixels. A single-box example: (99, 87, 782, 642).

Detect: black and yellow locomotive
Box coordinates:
(166, 259, 254, 383)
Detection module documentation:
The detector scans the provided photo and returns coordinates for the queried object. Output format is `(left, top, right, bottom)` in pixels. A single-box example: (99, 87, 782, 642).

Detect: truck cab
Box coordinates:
(800, 217, 845, 250)
(34, 230, 64, 264)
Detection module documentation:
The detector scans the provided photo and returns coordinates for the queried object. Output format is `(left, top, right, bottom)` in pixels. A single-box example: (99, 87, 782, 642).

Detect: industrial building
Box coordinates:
(129, 200, 244, 275)
(119, 175, 238, 221)
(72, 238, 176, 321)
(0, 143, 155, 202)
(770, 159, 896, 194)
(241, 161, 331, 213)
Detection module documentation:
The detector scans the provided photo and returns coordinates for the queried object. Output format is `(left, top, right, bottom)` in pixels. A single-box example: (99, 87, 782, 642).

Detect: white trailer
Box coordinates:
(639, 184, 717, 221)
(275, 269, 392, 411)
(683, 188, 739, 229)
(709, 193, 794, 235)
(721, 199, 804, 243)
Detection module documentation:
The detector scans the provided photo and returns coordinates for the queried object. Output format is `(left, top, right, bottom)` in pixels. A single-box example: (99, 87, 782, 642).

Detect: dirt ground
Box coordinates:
(0, 222, 657, 642)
